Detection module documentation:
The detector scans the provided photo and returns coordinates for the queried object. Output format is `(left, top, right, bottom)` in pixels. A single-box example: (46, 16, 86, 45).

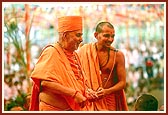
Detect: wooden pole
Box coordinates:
(25, 4, 31, 93)
(25, 4, 31, 75)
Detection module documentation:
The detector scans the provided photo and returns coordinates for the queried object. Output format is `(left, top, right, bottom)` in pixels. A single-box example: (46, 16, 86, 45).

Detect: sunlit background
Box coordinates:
(2, 2, 165, 111)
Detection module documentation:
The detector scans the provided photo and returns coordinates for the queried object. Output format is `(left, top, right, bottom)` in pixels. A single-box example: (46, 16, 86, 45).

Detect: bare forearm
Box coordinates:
(96, 81, 126, 98)
(41, 80, 87, 108)
(41, 80, 76, 97)
(106, 81, 126, 94)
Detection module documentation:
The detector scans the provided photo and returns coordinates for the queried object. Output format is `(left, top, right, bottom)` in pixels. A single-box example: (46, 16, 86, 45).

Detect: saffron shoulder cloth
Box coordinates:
(29, 43, 88, 111)
(78, 43, 129, 111)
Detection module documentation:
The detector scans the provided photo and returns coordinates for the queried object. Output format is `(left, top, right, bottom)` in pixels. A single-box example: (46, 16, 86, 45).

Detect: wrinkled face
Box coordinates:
(65, 30, 83, 52)
(95, 25, 115, 48)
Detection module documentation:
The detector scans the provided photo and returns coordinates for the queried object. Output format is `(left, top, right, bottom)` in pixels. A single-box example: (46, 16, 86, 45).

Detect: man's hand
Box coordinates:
(73, 91, 87, 108)
(96, 87, 107, 99)
(86, 88, 98, 102)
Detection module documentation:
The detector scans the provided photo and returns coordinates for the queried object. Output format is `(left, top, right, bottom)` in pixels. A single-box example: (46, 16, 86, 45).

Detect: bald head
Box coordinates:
(134, 94, 158, 111)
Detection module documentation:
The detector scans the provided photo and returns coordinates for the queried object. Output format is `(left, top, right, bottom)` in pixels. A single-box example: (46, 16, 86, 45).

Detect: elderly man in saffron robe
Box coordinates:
(78, 22, 129, 111)
(29, 16, 95, 111)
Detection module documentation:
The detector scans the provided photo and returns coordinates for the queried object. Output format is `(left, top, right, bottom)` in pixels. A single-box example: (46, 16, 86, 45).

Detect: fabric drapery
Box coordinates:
(78, 43, 128, 111)
(29, 43, 89, 111)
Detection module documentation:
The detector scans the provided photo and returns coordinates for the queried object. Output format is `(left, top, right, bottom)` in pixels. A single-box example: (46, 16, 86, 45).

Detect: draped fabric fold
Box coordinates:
(78, 43, 128, 111)
(29, 43, 88, 111)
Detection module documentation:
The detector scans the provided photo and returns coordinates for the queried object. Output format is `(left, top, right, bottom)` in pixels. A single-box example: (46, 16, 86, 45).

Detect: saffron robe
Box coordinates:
(29, 43, 90, 111)
(78, 43, 128, 111)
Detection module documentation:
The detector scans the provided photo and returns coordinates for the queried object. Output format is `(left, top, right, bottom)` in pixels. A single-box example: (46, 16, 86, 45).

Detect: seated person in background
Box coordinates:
(134, 93, 158, 111)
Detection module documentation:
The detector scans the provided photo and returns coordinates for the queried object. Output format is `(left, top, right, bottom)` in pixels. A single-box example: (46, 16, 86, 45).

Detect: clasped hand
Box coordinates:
(74, 87, 106, 108)
(86, 87, 106, 102)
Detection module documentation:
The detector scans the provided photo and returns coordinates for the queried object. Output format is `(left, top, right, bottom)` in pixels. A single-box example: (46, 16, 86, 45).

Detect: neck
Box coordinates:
(57, 41, 73, 53)
(95, 43, 109, 52)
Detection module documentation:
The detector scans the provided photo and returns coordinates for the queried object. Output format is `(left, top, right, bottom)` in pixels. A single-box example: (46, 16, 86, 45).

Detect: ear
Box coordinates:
(62, 32, 67, 40)
(94, 32, 98, 39)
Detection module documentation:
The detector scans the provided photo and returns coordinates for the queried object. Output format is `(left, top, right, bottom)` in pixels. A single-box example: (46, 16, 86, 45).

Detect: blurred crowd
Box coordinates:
(120, 40, 164, 110)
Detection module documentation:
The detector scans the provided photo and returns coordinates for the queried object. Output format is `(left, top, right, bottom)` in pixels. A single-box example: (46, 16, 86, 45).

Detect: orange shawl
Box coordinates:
(78, 43, 128, 111)
(29, 43, 89, 111)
